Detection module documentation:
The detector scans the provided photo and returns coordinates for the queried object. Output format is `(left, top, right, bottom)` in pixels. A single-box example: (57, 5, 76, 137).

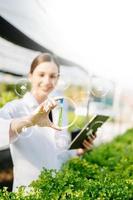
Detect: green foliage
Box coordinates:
(0, 91, 18, 108)
(0, 129, 133, 199)
(0, 83, 18, 107)
(68, 112, 86, 132)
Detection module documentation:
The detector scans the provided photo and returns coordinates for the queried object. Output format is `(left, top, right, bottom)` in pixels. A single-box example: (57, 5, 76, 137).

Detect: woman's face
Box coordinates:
(29, 61, 59, 97)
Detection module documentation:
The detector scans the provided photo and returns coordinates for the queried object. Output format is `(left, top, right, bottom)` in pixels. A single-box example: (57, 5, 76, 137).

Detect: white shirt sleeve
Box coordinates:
(0, 103, 14, 147)
(57, 149, 78, 167)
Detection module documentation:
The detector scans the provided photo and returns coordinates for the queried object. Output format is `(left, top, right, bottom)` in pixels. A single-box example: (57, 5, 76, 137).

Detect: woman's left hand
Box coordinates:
(76, 133, 96, 156)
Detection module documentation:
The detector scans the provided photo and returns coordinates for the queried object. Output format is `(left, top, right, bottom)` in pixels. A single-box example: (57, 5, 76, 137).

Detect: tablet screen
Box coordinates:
(68, 115, 109, 149)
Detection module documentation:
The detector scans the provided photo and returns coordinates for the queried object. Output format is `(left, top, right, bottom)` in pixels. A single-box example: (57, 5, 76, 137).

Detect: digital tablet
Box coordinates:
(68, 115, 109, 149)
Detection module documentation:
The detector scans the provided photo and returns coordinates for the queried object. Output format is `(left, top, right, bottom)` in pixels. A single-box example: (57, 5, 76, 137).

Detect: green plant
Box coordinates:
(0, 129, 133, 199)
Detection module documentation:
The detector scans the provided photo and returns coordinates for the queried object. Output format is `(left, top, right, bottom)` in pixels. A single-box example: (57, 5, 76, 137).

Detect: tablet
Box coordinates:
(68, 115, 109, 149)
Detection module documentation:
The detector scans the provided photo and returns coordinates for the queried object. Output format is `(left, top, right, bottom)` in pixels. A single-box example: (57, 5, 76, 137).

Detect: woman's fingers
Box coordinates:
(77, 133, 97, 155)
(76, 148, 85, 156)
(39, 97, 63, 114)
(90, 133, 97, 139)
(48, 121, 62, 131)
(47, 98, 57, 108)
(86, 137, 93, 145)
(41, 98, 57, 112)
(82, 139, 93, 150)
(35, 97, 63, 115)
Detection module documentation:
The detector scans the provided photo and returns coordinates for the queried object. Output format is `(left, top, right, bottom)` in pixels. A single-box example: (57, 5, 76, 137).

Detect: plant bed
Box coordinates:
(0, 129, 132, 199)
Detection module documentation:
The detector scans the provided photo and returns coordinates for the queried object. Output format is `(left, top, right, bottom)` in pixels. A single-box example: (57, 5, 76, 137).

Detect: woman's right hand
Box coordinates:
(30, 98, 62, 131)
(10, 98, 61, 141)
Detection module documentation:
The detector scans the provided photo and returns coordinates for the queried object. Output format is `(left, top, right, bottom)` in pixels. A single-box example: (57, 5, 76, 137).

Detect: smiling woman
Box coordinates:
(28, 53, 60, 104)
(0, 53, 96, 191)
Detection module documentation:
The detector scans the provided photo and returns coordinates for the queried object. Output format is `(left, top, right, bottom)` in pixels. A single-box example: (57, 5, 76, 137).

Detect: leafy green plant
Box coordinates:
(0, 129, 132, 199)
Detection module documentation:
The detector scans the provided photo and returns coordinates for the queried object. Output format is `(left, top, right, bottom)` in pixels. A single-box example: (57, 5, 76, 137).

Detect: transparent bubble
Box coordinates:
(91, 77, 112, 98)
(57, 70, 72, 90)
(55, 134, 69, 150)
(56, 78, 70, 90)
(14, 78, 31, 97)
(86, 120, 104, 137)
(85, 75, 92, 95)
(53, 96, 77, 130)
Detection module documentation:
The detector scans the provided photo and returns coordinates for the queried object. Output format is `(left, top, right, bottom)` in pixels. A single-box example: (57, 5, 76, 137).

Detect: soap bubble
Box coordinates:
(55, 133, 70, 150)
(91, 77, 112, 98)
(57, 78, 71, 90)
(14, 78, 30, 97)
(56, 71, 71, 90)
(86, 120, 104, 138)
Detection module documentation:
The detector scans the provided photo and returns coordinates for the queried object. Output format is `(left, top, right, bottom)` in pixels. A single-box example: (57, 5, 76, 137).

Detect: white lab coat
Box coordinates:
(0, 92, 77, 191)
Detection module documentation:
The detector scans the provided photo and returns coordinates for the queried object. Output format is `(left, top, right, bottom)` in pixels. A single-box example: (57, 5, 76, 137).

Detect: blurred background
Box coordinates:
(0, 0, 133, 191)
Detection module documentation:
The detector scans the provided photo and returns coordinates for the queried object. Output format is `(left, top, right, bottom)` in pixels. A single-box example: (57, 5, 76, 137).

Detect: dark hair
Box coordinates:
(30, 53, 60, 74)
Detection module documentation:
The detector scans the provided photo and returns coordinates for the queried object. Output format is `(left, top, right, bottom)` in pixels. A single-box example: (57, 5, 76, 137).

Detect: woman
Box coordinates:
(0, 53, 95, 191)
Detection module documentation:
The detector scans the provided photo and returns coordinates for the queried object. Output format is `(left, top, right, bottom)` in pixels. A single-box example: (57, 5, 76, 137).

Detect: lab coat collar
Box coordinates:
(23, 92, 39, 109)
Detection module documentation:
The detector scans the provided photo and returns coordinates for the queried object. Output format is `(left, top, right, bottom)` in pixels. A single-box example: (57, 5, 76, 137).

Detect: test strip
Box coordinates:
(57, 98, 64, 127)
